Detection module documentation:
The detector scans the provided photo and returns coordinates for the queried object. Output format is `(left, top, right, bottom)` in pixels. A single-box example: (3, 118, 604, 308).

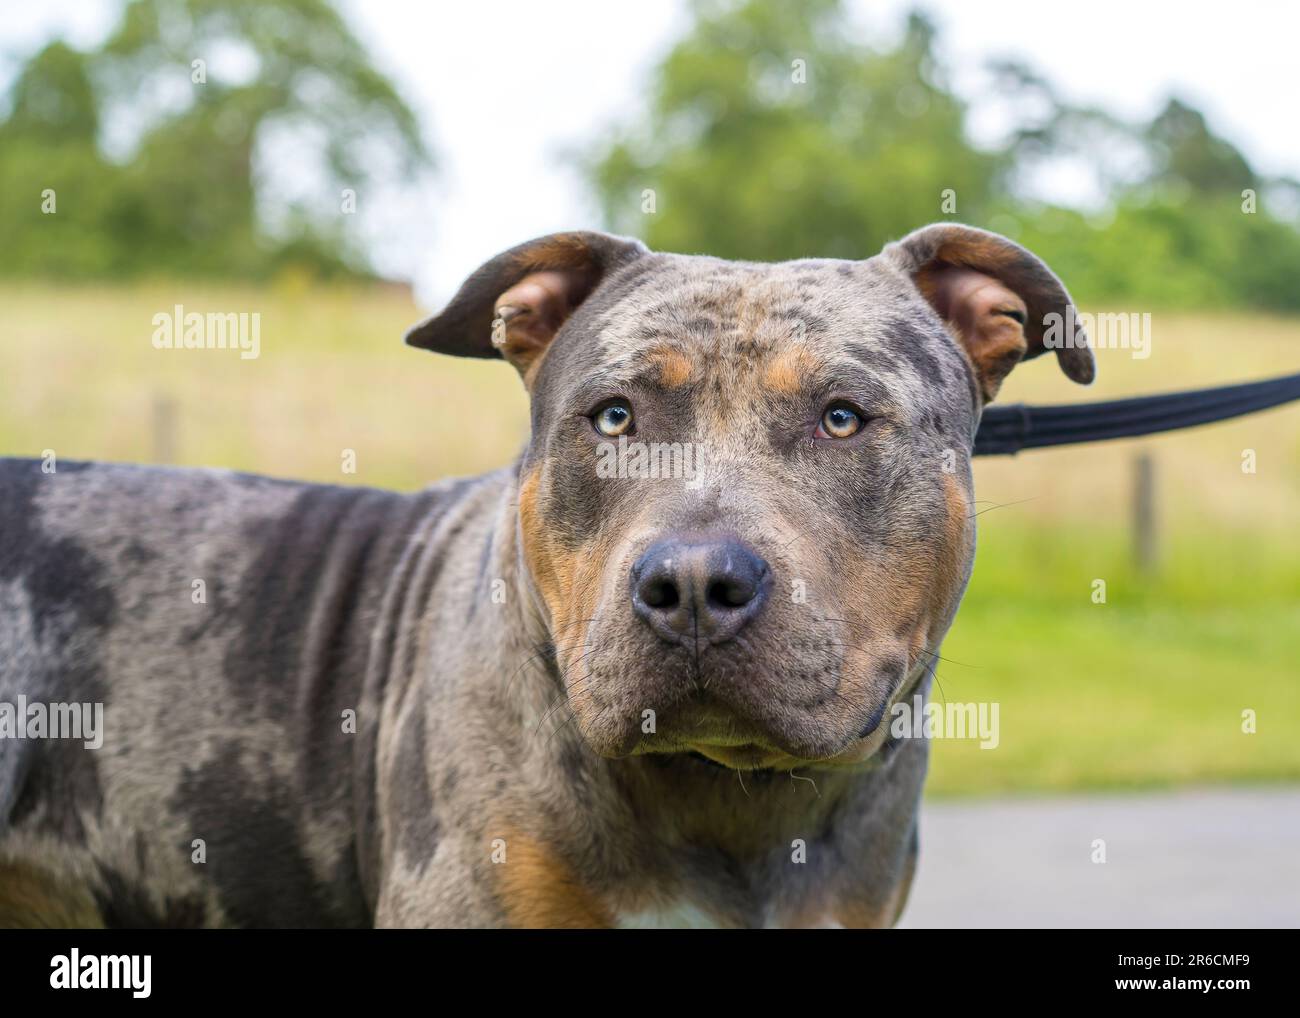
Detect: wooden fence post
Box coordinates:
(1132, 450, 1158, 574)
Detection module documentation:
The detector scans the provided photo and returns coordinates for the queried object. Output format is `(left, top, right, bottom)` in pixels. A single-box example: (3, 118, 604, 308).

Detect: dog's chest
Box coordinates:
(614, 901, 726, 929)
(612, 899, 840, 929)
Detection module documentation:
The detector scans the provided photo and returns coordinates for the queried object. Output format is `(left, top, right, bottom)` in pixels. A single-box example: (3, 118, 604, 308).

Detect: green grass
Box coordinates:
(927, 526, 1300, 795)
(3, 281, 1298, 796)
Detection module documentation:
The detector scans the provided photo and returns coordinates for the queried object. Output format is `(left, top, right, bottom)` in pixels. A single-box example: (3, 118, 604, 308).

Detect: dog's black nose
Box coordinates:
(631, 536, 771, 645)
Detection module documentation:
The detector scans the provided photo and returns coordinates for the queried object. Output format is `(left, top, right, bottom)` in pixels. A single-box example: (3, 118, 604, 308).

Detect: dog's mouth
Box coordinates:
(682, 726, 897, 771)
(625, 693, 894, 771)
(684, 739, 802, 770)
(658, 705, 785, 765)
(556, 606, 922, 768)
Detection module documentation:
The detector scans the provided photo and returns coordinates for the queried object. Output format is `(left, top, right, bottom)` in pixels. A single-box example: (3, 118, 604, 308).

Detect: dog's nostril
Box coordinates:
(708, 578, 754, 609)
(641, 577, 680, 610)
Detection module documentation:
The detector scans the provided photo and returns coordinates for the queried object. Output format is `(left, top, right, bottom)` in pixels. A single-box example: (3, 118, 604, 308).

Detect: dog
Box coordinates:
(0, 224, 1092, 928)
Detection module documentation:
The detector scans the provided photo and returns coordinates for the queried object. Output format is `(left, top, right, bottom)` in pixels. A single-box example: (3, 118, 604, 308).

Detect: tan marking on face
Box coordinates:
(797, 512, 957, 767)
(809, 475, 975, 767)
(494, 829, 612, 929)
(646, 345, 694, 387)
(929, 472, 974, 638)
(0, 860, 104, 928)
(888, 472, 974, 671)
(518, 467, 570, 627)
(760, 344, 815, 396)
(842, 545, 927, 656)
(769, 535, 925, 767)
(517, 467, 619, 718)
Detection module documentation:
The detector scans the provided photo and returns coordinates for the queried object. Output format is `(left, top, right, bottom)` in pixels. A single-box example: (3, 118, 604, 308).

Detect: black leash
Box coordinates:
(973, 371, 1300, 456)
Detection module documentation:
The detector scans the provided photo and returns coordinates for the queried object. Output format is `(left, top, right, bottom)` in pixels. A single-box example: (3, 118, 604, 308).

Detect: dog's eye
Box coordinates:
(592, 401, 634, 437)
(816, 404, 862, 439)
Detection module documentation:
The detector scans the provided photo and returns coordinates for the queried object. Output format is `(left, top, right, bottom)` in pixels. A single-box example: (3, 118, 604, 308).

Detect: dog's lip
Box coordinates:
(649, 701, 788, 761)
(687, 742, 788, 770)
(687, 724, 896, 770)
(658, 700, 772, 746)
(655, 695, 882, 763)
(684, 730, 770, 748)
(624, 673, 907, 765)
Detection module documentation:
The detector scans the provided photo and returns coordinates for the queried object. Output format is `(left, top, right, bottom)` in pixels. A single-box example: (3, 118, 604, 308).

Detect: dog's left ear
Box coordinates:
(882, 223, 1095, 402)
(405, 231, 648, 380)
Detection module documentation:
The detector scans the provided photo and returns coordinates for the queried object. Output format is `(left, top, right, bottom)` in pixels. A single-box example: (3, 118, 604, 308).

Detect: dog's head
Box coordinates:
(407, 225, 1093, 769)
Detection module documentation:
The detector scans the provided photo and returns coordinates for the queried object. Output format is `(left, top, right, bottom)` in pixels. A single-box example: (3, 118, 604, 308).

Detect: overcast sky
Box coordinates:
(6, 0, 1297, 305)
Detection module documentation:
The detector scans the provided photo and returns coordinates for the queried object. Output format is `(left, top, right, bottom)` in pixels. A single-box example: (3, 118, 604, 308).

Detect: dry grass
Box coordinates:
(1, 280, 528, 488)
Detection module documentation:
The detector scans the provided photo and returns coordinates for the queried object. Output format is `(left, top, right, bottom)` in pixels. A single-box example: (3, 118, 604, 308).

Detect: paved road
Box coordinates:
(898, 787, 1300, 928)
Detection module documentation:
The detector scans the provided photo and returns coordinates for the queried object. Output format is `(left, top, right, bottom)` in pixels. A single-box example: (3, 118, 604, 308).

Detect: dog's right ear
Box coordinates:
(882, 223, 1095, 402)
(405, 231, 648, 380)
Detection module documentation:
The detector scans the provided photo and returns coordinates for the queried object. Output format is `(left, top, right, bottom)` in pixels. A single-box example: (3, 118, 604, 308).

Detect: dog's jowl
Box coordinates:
(0, 224, 1092, 928)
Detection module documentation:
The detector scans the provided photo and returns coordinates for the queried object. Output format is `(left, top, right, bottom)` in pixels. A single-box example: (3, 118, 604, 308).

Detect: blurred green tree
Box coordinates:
(589, 0, 1300, 310)
(1145, 98, 1256, 195)
(995, 66, 1300, 310)
(0, 43, 126, 276)
(0, 0, 431, 280)
(588, 1, 1000, 261)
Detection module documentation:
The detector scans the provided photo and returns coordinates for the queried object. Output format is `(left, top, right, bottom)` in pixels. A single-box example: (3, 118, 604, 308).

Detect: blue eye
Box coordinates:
(593, 402, 634, 437)
(818, 404, 862, 439)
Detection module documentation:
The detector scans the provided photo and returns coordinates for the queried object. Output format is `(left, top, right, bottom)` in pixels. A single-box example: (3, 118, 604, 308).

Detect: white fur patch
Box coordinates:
(615, 901, 724, 929)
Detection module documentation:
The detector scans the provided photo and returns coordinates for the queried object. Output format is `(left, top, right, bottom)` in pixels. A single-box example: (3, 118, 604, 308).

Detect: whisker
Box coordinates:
(534, 688, 577, 735)
(915, 647, 979, 669)
(543, 710, 580, 749)
(503, 618, 599, 695)
(924, 655, 946, 703)
(968, 496, 1037, 519)
(812, 617, 978, 668)
(789, 769, 820, 797)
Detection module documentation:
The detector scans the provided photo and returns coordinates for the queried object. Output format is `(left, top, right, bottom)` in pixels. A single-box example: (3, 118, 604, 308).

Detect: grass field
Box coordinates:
(2, 280, 1297, 795)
